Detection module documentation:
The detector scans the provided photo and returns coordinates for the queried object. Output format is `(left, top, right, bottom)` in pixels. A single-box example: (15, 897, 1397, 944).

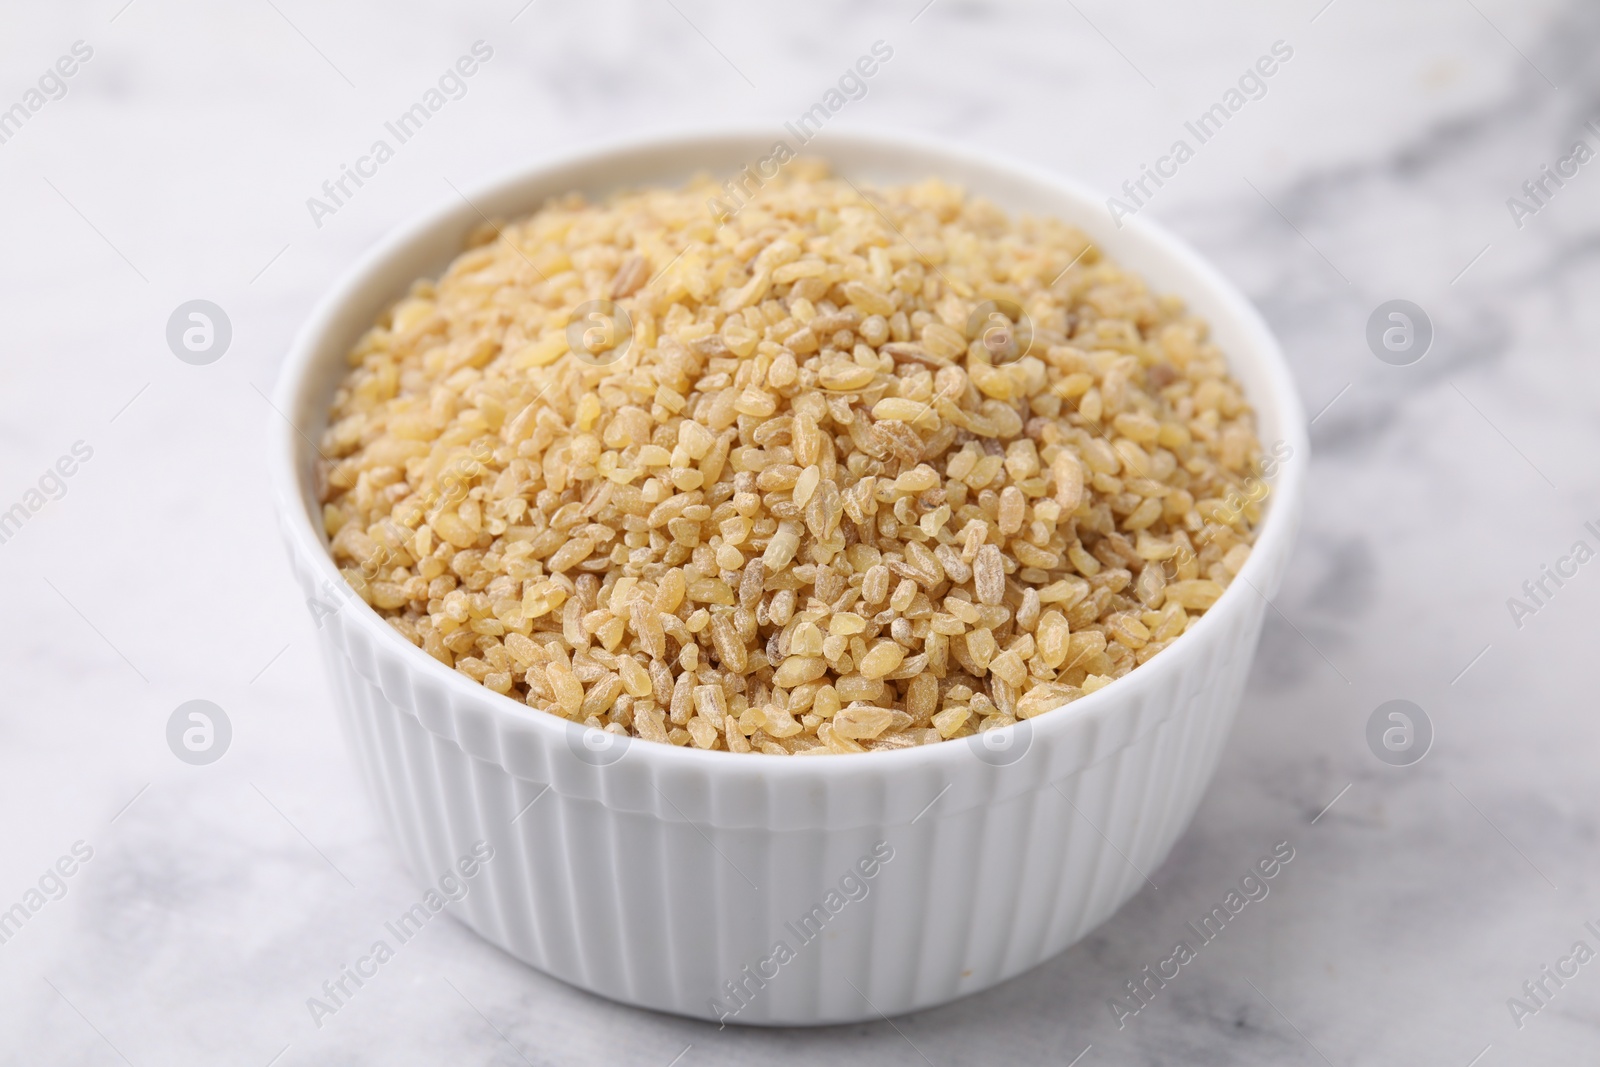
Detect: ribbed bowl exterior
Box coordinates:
(269, 128, 1306, 1026)
(284, 522, 1283, 1024)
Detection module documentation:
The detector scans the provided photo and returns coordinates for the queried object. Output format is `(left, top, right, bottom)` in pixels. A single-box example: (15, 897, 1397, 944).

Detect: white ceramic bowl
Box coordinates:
(270, 127, 1306, 1026)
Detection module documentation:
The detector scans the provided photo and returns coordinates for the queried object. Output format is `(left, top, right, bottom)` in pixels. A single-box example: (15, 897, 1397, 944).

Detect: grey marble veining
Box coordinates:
(1, 0, 1598, 1063)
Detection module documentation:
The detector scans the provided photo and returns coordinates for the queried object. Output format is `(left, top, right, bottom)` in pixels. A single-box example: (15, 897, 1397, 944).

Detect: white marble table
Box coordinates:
(3, 0, 1597, 1063)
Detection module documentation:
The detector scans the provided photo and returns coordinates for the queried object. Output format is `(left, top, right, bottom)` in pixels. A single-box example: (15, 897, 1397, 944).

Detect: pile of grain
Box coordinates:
(319, 162, 1265, 754)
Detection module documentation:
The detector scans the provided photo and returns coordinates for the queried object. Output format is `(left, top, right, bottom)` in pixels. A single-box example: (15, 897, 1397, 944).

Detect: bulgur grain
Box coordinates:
(320, 164, 1267, 753)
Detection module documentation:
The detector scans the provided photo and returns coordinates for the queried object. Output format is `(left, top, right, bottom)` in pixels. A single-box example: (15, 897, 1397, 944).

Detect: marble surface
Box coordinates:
(2, 0, 1598, 1063)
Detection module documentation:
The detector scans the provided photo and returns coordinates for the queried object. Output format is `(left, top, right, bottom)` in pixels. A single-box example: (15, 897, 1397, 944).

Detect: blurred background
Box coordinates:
(2, 0, 1598, 1063)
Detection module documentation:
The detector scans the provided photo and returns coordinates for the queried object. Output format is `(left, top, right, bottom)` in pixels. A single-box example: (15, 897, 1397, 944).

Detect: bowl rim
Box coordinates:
(269, 123, 1308, 776)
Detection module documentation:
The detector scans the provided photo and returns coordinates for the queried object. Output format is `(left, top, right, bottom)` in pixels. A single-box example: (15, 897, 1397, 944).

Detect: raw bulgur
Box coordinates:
(318, 162, 1268, 755)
